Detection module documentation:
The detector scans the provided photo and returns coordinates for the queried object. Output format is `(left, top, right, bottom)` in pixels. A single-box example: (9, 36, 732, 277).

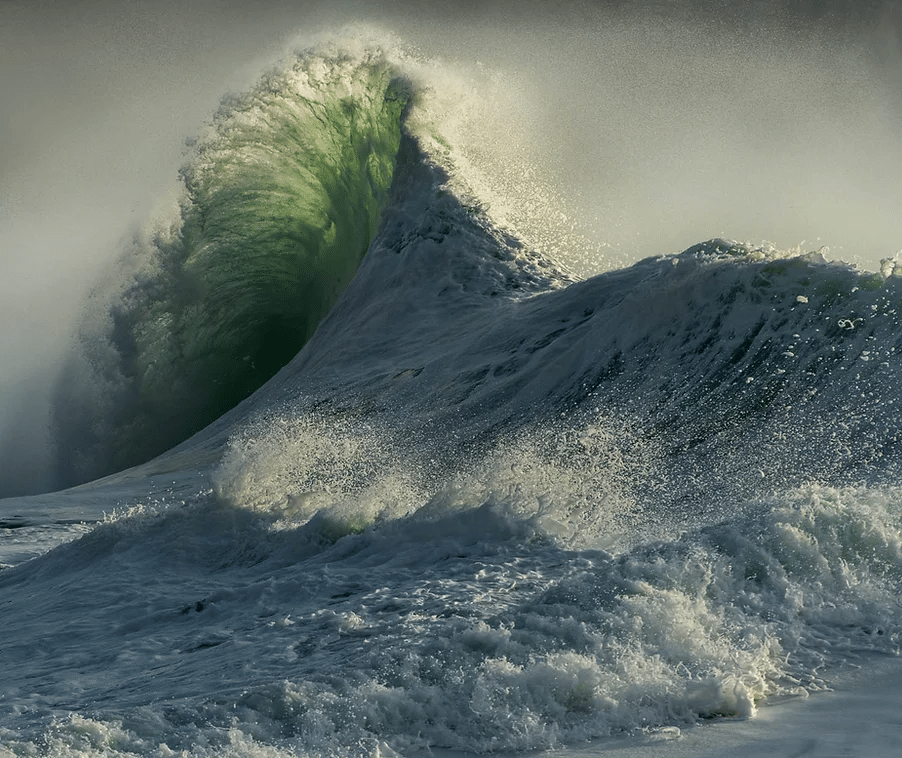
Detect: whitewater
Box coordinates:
(3, 21, 902, 758)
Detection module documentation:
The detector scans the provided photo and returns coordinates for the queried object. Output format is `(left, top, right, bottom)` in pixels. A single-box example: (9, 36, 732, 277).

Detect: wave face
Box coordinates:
(2, 38, 902, 758)
(51, 51, 409, 487)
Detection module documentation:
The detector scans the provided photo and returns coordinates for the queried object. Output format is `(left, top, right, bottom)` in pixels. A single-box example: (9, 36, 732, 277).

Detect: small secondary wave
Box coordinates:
(212, 233, 902, 527)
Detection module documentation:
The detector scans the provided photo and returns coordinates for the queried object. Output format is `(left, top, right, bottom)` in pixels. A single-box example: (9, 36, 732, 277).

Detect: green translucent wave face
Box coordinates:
(56, 52, 409, 485)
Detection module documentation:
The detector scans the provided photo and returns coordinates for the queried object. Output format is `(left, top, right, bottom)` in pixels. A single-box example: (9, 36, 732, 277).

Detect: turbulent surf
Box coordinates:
(2, 36, 902, 758)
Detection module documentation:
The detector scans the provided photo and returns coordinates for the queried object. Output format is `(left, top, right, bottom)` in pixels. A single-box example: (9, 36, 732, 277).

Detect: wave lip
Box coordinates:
(51, 49, 410, 490)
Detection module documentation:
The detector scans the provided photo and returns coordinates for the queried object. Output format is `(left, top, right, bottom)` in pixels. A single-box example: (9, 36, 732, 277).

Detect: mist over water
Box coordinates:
(0, 0, 900, 496)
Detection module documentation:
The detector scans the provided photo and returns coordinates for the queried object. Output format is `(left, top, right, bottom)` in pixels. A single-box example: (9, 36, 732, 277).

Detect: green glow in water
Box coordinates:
(65, 53, 410, 482)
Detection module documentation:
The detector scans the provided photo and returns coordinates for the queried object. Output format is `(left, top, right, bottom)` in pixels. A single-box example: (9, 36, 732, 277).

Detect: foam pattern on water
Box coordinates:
(3, 414, 902, 756)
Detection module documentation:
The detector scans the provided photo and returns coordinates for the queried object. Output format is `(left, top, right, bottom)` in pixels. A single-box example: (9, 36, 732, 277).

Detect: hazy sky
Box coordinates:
(2, 0, 899, 263)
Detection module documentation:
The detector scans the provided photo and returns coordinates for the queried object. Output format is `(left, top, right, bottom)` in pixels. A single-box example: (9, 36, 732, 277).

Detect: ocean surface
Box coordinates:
(2, 32, 902, 758)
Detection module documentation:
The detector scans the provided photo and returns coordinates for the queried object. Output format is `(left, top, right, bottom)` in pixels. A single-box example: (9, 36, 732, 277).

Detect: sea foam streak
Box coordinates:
(2, 38, 902, 758)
